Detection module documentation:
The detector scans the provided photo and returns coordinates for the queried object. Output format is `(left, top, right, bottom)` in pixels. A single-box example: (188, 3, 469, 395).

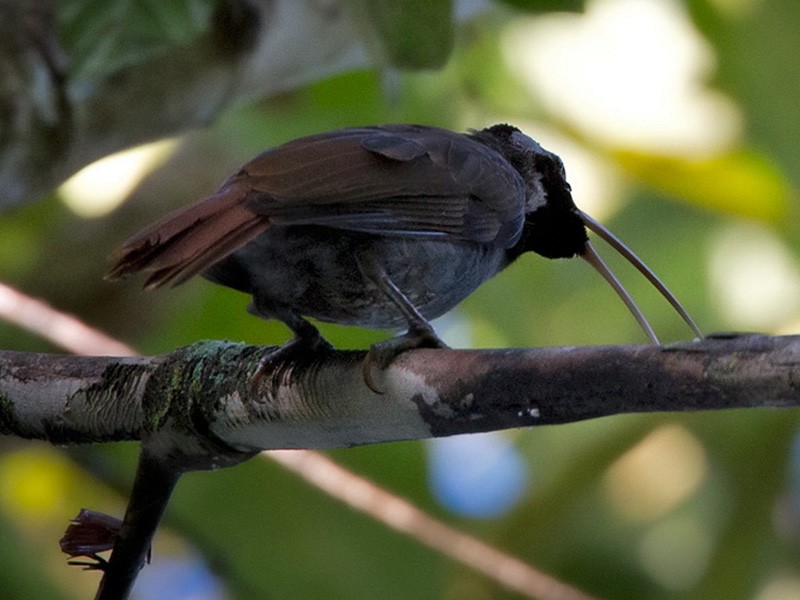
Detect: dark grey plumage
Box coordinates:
(108, 124, 591, 376)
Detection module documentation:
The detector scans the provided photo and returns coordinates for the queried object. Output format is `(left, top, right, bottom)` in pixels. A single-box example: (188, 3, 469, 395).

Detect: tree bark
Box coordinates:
(2, 334, 797, 459)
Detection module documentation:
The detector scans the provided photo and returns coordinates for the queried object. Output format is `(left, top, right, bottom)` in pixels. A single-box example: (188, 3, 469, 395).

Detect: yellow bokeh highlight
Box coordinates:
(0, 448, 131, 599)
(614, 149, 792, 222)
(755, 574, 800, 600)
(603, 424, 708, 521)
(0, 448, 77, 522)
(59, 138, 178, 218)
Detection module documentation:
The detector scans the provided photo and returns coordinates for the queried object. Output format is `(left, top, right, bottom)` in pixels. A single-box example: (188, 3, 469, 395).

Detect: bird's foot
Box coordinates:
(251, 334, 333, 400)
(362, 325, 448, 393)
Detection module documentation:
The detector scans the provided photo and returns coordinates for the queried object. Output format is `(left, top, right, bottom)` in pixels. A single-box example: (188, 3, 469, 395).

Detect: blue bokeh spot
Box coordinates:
(427, 432, 530, 518)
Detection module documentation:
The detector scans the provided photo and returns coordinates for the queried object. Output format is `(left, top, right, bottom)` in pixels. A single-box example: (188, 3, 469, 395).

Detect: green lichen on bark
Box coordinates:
(139, 341, 260, 470)
(0, 391, 18, 435)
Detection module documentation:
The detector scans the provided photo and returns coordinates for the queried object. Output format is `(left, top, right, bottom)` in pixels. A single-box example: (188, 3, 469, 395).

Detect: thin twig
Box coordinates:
(270, 450, 598, 600)
(0, 281, 135, 356)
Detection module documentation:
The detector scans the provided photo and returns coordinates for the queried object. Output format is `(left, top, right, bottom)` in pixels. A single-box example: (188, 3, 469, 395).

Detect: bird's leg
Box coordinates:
(249, 302, 332, 399)
(356, 255, 448, 392)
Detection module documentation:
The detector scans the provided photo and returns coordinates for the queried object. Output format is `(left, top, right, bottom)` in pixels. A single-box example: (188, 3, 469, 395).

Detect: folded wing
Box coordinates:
(108, 125, 527, 288)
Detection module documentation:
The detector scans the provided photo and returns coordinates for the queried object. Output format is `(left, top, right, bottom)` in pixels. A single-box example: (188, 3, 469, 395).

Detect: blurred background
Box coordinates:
(1, 0, 800, 598)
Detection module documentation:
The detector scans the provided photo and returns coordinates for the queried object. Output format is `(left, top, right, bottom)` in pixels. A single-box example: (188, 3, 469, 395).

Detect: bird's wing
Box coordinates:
(108, 125, 527, 288)
(238, 125, 526, 246)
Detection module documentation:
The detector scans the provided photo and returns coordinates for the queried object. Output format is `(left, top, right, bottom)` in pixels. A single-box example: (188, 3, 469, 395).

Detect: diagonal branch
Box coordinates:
(0, 281, 136, 356)
(269, 449, 599, 600)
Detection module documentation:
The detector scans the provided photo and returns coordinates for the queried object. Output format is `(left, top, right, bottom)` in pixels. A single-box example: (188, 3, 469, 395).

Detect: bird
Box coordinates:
(108, 124, 702, 391)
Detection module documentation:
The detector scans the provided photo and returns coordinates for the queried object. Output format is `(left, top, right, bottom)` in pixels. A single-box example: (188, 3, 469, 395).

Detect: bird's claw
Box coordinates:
(250, 336, 333, 400)
(362, 326, 448, 394)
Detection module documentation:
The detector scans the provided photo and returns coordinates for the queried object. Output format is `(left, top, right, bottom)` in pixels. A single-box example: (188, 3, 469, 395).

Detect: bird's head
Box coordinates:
(477, 123, 702, 344)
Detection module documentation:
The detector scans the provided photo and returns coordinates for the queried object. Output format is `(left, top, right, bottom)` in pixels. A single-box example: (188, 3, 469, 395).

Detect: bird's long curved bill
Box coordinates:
(581, 241, 660, 345)
(579, 211, 703, 344)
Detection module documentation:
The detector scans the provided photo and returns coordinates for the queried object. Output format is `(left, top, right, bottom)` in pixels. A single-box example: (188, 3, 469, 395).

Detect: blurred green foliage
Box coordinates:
(59, 0, 215, 79)
(346, 0, 454, 68)
(2, 1, 800, 599)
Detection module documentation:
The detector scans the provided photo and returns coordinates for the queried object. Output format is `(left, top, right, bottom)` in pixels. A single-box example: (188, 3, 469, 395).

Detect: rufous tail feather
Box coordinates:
(107, 185, 269, 288)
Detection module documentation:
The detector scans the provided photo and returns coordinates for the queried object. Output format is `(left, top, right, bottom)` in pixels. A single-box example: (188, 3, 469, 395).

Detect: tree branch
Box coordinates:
(2, 334, 798, 455)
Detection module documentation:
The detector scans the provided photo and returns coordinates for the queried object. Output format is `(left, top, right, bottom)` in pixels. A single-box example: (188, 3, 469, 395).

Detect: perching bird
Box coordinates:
(108, 124, 701, 389)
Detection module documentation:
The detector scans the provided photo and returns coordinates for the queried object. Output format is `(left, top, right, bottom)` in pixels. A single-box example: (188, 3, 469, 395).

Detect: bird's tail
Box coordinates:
(107, 184, 269, 288)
